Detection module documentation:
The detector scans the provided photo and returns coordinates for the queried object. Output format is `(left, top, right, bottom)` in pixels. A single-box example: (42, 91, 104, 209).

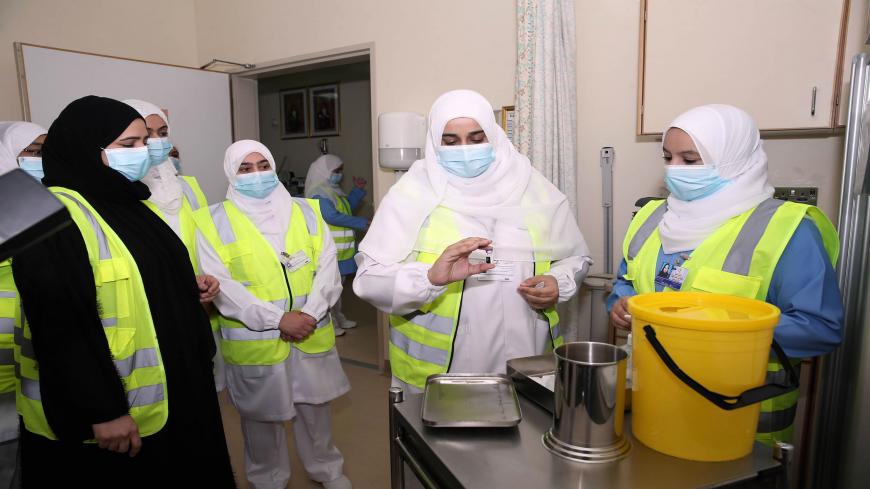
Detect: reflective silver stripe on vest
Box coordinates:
(551, 323, 561, 340)
(627, 202, 669, 260)
(101, 317, 118, 328)
(757, 403, 798, 433)
(316, 315, 330, 329)
(21, 377, 40, 401)
(0, 349, 13, 366)
(335, 242, 355, 251)
(294, 294, 308, 310)
(54, 192, 111, 260)
(331, 230, 354, 238)
(765, 359, 801, 386)
(293, 198, 319, 236)
(0, 292, 15, 298)
(390, 328, 449, 366)
(178, 178, 202, 211)
(401, 310, 454, 336)
(721, 198, 786, 276)
(0, 318, 13, 335)
(127, 384, 164, 408)
(271, 298, 289, 311)
(16, 372, 164, 407)
(221, 327, 281, 341)
(18, 336, 35, 360)
(210, 204, 237, 245)
(113, 348, 160, 378)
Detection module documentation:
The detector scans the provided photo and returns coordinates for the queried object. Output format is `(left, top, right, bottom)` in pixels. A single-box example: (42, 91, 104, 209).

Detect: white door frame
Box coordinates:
(229, 43, 388, 373)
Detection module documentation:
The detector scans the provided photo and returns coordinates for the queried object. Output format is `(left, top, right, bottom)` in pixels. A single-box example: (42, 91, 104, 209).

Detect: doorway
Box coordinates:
(233, 54, 380, 370)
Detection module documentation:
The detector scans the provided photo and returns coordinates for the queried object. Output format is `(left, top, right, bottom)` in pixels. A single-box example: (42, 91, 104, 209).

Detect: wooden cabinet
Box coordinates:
(637, 0, 856, 135)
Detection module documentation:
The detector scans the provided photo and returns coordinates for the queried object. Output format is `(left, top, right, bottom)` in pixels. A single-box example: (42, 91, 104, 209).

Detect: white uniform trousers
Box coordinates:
(241, 403, 344, 489)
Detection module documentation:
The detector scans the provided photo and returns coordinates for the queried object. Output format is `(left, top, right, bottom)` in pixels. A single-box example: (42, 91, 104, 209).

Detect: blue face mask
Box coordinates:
(169, 156, 182, 174)
(436, 143, 495, 178)
(18, 156, 44, 180)
(105, 146, 151, 181)
(234, 170, 280, 199)
(328, 172, 343, 185)
(664, 165, 731, 201)
(147, 137, 173, 167)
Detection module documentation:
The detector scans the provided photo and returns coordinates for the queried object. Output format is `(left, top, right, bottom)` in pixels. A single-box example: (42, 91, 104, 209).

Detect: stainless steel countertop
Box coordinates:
(394, 393, 781, 488)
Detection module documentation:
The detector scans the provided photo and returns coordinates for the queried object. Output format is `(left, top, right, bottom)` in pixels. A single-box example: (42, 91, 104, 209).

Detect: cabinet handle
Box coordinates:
(811, 87, 817, 116)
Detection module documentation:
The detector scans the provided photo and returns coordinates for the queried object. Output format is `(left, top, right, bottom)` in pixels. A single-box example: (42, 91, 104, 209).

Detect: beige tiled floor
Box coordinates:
(220, 281, 391, 489)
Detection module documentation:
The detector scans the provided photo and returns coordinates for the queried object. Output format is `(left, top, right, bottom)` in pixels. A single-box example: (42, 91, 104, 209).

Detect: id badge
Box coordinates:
(476, 260, 514, 282)
(280, 251, 311, 272)
(654, 265, 688, 291)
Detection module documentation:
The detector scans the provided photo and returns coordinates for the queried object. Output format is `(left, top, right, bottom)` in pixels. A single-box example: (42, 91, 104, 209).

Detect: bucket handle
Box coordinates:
(642, 325, 799, 411)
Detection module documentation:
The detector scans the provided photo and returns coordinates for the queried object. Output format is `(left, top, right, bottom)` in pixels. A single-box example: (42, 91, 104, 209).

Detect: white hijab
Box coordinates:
(224, 140, 295, 235)
(304, 154, 345, 202)
(123, 99, 183, 214)
(658, 104, 774, 253)
(359, 89, 590, 265)
(0, 121, 46, 175)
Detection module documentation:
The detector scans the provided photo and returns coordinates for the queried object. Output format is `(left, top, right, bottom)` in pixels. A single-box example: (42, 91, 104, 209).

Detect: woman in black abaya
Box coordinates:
(12, 96, 236, 488)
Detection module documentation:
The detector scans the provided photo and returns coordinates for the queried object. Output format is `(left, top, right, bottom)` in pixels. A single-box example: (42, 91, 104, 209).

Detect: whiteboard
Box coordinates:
(18, 44, 232, 203)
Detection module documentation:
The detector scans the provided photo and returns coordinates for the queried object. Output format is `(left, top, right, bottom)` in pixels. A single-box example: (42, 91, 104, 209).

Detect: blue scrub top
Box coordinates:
(607, 219, 844, 358)
(314, 187, 368, 276)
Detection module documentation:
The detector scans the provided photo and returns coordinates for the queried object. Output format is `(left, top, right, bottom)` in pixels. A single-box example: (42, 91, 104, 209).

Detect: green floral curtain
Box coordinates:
(515, 0, 577, 211)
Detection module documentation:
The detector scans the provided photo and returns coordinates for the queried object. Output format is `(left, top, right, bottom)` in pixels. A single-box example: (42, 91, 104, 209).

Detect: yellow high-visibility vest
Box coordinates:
(16, 187, 169, 440)
(193, 198, 336, 365)
(388, 206, 563, 389)
(622, 198, 838, 444)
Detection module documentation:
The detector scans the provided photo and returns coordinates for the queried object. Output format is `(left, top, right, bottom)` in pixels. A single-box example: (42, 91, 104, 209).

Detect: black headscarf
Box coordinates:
(12, 96, 226, 461)
(41, 95, 151, 201)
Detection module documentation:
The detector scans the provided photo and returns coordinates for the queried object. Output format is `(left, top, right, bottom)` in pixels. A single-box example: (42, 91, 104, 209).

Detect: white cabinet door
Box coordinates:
(639, 0, 847, 134)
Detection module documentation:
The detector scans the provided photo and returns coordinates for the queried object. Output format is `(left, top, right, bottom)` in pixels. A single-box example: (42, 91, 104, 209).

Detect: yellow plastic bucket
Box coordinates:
(629, 292, 785, 462)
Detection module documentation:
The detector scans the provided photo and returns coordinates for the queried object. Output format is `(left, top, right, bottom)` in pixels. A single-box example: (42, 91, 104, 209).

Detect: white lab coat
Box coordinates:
(196, 207, 350, 420)
(354, 212, 589, 394)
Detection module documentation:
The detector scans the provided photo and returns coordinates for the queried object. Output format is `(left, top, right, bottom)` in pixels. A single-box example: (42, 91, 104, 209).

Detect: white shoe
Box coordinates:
(339, 318, 358, 329)
(334, 326, 346, 337)
(322, 475, 352, 489)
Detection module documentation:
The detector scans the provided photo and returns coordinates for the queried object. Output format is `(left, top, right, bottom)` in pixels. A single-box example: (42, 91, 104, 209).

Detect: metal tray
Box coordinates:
(421, 373, 522, 428)
(506, 355, 556, 414)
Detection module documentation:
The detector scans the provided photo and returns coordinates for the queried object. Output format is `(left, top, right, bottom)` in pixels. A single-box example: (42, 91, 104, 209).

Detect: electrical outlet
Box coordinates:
(774, 187, 818, 206)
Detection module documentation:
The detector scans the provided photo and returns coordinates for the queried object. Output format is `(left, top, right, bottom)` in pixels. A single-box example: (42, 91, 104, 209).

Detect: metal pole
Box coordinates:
(774, 442, 794, 489)
(389, 387, 405, 489)
(199, 58, 256, 70)
(601, 147, 614, 274)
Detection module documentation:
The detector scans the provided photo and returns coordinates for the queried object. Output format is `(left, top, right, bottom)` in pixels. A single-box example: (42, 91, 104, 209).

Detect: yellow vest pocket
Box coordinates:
(689, 266, 763, 300)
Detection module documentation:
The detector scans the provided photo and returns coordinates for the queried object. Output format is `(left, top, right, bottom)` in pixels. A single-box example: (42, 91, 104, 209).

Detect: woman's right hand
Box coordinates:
(93, 415, 142, 457)
(278, 311, 316, 342)
(427, 238, 496, 286)
(610, 296, 632, 331)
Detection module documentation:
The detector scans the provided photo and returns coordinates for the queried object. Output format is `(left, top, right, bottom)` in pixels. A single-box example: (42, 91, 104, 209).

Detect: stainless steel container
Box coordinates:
(543, 341, 631, 463)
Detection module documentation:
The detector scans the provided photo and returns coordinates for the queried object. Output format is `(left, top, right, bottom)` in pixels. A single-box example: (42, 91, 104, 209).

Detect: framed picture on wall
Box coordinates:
(309, 83, 340, 137)
(280, 88, 308, 139)
(500, 105, 516, 143)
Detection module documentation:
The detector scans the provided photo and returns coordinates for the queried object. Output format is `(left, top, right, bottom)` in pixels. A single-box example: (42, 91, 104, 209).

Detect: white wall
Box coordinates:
(0, 0, 199, 121)
(257, 62, 373, 212)
(193, 0, 517, 203)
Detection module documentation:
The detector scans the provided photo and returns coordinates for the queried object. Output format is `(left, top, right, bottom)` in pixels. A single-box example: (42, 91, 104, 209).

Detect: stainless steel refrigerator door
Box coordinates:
(811, 52, 870, 489)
